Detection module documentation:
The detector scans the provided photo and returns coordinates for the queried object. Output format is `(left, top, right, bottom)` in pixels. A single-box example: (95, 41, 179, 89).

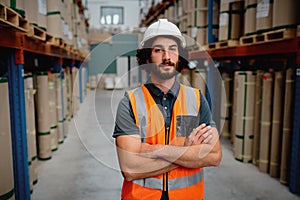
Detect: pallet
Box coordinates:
(0, 2, 30, 32)
(27, 24, 46, 41)
(216, 40, 239, 48)
(45, 33, 55, 44)
(240, 28, 297, 45)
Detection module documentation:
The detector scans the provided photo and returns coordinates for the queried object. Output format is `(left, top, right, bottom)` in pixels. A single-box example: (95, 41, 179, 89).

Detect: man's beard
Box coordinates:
(150, 61, 179, 80)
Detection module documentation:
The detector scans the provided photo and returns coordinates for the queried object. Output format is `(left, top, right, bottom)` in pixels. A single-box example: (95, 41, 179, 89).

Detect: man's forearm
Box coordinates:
(116, 135, 178, 181)
(140, 129, 222, 168)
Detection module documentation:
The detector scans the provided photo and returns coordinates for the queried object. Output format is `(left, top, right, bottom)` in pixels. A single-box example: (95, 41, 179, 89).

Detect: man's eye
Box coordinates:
(153, 48, 162, 53)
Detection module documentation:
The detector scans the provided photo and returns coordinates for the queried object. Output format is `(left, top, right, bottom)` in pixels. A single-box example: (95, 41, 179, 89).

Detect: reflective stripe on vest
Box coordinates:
(132, 169, 204, 190)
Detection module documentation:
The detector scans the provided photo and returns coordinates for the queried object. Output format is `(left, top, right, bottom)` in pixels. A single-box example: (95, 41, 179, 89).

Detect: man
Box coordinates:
(113, 19, 222, 200)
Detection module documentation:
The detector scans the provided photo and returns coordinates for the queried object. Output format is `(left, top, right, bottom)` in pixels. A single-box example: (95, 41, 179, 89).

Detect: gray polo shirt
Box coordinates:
(113, 81, 216, 138)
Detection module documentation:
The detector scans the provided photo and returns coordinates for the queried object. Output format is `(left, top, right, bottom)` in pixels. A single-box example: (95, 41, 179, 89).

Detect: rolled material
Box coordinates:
(24, 74, 38, 191)
(233, 71, 256, 163)
(48, 73, 58, 151)
(259, 72, 273, 173)
(252, 70, 264, 166)
(0, 77, 15, 200)
(36, 72, 52, 160)
(178, 68, 192, 86)
(280, 68, 294, 184)
(54, 73, 64, 143)
(191, 68, 207, 96)
(220, 72, 232, 139)
(269, 71, 284, 177)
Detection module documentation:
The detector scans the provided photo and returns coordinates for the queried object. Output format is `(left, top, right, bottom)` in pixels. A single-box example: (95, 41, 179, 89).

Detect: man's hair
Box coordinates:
(136, 35, 189, 73)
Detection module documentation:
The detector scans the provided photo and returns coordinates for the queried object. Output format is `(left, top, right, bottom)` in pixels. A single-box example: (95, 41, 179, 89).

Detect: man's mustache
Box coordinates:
(158, 60, 175, 67)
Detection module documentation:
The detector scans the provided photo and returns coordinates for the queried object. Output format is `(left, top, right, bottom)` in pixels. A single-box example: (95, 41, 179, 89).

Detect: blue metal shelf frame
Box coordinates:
(7, 49, 30, 200)
(207, 0, 214, 44)
(290, 65, 300, 195)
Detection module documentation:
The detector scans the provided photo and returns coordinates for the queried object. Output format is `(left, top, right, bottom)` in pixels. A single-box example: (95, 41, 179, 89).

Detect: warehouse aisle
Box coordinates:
(31, 89, 300, 200)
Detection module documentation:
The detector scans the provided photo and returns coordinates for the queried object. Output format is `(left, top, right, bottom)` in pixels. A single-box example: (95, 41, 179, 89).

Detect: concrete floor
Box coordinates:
(31, 89, 300, 200)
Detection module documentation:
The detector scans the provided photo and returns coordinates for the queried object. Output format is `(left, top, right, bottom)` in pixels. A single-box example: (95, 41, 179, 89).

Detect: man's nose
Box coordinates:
(163, 50, 171, 60)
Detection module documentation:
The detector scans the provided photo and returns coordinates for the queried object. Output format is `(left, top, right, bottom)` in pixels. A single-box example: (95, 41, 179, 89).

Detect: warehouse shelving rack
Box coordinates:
(189, 36, 300, 195)
(141, 0, 300, 195)
(0, 22, 87, 200)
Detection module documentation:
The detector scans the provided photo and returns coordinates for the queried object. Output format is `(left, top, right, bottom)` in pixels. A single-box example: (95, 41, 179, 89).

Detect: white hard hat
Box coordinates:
(140, 19, 186, 48)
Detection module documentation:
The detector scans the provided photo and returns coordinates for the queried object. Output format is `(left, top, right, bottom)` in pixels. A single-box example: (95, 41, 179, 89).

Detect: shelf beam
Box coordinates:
(189, 38, 299, 60)
(7, 49, 30, 200)
(0, 26, 83, 61)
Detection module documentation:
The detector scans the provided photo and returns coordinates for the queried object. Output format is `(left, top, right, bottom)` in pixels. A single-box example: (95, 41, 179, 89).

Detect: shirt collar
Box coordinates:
(144, 78, 180, 97)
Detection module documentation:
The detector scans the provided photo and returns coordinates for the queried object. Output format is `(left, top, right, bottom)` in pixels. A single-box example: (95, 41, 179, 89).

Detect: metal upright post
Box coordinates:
(7, 49, 30, 200)
(207, 0, 214, 44)
(290, 65, 300, 195)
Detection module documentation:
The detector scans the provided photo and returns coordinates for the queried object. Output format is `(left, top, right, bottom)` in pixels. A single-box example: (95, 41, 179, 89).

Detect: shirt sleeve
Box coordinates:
(113, 92, 139, 138)
(199, 92, 216, 127)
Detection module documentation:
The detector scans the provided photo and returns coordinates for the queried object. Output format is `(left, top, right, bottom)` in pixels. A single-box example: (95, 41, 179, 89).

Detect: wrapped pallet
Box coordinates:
(244, 0, 257, 35)
(35, 72, 52, 160)
(0, 77, 15, 200)
(269, 71, 284, 177)
(259, 72, 273, 173)
(272, 0, 300, 29)
(280, 68, 294, 185)
(219, 0, 244, 41)
(233, 71, 256, 163)
(252, 70, 264, 166)
(256, 0, 273, 32)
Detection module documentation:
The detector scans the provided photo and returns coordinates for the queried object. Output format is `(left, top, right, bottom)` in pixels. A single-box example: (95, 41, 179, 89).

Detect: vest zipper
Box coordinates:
(162, 126, 170, 198)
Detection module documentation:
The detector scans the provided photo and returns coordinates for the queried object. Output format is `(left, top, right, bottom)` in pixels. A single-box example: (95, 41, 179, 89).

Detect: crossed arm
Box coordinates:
(116, 124, 222, 181)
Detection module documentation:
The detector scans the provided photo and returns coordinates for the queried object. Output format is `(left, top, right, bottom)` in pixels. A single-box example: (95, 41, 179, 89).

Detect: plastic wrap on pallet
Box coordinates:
(37, 0, 47, 30)
(244, 0, 257, 35)
(219, 1, 244, 41)
(259, 71, 273, 172)
(24, 0, 38, 25)
(272, 0, 300, 29)
(0, 78, 15, 200)
(256, 0, 273, 32)
(47, 12, 63, 39)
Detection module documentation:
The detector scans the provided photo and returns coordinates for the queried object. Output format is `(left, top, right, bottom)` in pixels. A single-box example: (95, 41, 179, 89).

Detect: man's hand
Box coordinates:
(184, 124, 213, 146)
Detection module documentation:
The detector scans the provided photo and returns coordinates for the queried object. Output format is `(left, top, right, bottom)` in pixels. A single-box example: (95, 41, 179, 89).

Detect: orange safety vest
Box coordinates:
(123, 84, 204, 200)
